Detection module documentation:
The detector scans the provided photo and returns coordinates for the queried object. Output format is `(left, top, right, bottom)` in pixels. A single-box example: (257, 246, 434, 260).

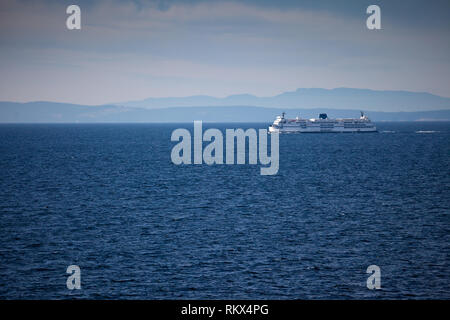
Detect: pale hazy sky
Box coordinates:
(0, 0, 449, 105)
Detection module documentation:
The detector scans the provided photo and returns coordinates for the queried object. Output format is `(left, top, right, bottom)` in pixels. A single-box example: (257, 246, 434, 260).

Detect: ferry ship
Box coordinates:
(268, 112, 377, 133)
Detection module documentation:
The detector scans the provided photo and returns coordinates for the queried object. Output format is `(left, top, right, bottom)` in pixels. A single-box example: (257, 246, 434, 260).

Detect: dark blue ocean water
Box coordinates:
(0, 122, 449, 299)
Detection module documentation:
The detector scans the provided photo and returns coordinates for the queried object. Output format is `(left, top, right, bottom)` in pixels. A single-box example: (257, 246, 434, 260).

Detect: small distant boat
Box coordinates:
(269, 112, 377, 133)
(415, 130, 438, 134)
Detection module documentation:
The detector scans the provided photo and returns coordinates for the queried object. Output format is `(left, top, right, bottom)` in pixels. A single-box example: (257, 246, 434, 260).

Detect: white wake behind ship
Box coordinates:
(269, 112, 377, 133)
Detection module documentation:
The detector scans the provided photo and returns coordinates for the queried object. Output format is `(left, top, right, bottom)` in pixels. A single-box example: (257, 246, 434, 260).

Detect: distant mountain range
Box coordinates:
(119, 88, 450, 112)
(1, 88, 449, 122)
(1, 102, 450, 123)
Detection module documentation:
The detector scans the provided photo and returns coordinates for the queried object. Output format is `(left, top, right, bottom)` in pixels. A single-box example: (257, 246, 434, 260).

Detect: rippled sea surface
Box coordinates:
(0, 122, 449, 299)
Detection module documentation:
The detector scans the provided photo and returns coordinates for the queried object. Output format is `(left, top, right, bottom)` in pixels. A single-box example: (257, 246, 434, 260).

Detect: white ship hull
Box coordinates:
(269, 112, 377, 133)
(268, 126, 377, 133)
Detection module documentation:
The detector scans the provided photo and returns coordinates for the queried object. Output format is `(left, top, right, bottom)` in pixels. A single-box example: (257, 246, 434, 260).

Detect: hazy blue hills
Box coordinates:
(1, 101, 450, 123)
(120, 88, 450, 112)
(2, 88, 450, 122)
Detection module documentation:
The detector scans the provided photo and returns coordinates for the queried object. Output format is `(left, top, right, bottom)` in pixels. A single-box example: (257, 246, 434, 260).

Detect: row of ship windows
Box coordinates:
(287, 121, 367, 124)
(286, 125, 371, 128)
